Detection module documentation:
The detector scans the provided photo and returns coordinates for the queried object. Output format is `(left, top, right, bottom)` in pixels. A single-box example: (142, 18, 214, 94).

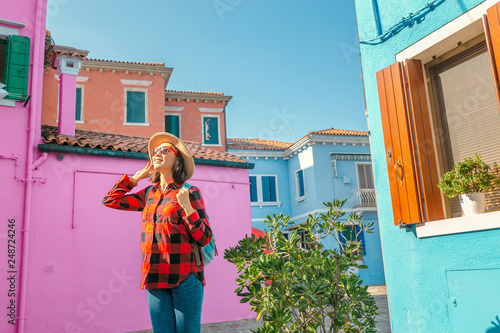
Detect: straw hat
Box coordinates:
(148, 132, 195, 180)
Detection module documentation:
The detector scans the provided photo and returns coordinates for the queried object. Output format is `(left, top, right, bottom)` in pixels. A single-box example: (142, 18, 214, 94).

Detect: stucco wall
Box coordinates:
(354, 0, 500, 331)
(0, 1, 47, 332)
(23, 153, 253, 332)
(41, 67, 167, 137)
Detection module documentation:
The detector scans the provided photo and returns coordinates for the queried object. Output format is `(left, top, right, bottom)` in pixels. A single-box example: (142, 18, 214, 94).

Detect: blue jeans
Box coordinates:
(147, 274, 204, 333)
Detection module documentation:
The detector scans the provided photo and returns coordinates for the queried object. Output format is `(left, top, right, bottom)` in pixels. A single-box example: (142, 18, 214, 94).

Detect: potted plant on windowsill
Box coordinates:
(438, 153, 500, 216)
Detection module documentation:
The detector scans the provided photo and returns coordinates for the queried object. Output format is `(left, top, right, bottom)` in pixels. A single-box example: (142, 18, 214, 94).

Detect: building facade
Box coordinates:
(228, 129, 386, 286)
(355, 0, 500, 331)
(0, 2, 255, 332)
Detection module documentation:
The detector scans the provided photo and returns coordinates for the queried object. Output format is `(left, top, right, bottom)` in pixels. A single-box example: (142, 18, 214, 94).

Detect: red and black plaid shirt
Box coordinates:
(103, 175, 212, 289)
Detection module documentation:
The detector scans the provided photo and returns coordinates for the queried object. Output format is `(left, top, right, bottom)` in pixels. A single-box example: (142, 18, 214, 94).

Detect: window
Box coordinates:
(165, 114, 180, 137)
(124, 89, 148, 125)
(202, 116, 220, 145)
(75, 87, 83, 122)
(0, 33, 30, 101)
(338, 225, 365, 255)
(296, 169, 305, 200)
(357, 164, 374, 189)
(375, 2, 500, 225)
(428, 40, 500, 216)
(250, 175, 279, 205)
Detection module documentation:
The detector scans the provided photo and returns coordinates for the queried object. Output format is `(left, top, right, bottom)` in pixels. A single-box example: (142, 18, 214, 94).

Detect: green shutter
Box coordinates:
(203, 117, 219, 144)
(126, 91, 145, 123)
(75, 88, 82, 121)
(4, 35, 30, 101)
(165, 115, 180, 137)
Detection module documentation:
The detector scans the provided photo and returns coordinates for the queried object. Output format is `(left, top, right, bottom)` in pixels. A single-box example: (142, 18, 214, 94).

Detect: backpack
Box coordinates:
(144, 183, 217, 266)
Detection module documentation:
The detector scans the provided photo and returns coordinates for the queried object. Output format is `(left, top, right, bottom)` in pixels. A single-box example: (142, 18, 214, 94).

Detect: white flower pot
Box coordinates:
(459, 192, 486, 216)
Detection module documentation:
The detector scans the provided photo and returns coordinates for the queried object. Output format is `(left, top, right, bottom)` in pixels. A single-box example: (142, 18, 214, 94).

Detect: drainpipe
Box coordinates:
(17, 0, 46, 331)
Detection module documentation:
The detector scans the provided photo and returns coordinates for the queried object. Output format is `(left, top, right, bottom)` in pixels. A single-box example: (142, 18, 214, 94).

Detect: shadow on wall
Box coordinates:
(486, 315, 500, 333)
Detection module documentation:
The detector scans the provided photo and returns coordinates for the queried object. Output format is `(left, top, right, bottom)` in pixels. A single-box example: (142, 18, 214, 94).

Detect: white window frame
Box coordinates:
(355, 162, 374, 189)
(295, 169, 306, 203)
(201, 114, 222, 147)
(164, 112, 182, 139)
(250, 174, 281, 207)
(75, 85, 84, 123)
(0, 25, 19, 108)
(123, 87, 149, 126)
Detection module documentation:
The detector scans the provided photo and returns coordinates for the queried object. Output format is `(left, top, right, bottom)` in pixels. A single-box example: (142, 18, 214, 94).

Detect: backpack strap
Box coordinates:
(182, 183, 203, 266)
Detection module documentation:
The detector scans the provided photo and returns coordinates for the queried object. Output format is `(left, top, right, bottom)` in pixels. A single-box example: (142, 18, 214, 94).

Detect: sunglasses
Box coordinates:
(152, 146, 179, 157)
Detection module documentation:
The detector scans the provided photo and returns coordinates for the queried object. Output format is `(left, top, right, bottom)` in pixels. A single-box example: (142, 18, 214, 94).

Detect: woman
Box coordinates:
(103, 132, 212, 333)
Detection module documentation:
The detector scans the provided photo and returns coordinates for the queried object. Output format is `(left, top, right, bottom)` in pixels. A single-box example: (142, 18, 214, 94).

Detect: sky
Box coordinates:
(46, 0, 367, 143)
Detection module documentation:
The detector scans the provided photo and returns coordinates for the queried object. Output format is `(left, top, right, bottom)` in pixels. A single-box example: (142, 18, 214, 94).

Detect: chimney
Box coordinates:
(51, 46, 88, 136)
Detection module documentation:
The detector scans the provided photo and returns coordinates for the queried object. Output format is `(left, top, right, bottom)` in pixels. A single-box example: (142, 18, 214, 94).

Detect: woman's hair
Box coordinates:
(149, 146, 188, 184)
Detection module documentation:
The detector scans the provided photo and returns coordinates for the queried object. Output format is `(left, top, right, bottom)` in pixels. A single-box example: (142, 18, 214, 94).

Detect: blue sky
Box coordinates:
(46, 0, 367, 142)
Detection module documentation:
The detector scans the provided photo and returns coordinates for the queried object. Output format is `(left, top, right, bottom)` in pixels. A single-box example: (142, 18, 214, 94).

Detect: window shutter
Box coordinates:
(126, 91, 145, 123)
(404, 59, 444, 222)
(376, 62, 423, 226)
(165, 115, 180, 137)
(249, 176, 257, 202)
(203, 117, 219, 144)
(377, 61, 444, 226)
(484, 2, 500, 115)
(4, 35, 30, 101)
(75, 88, 82, 120)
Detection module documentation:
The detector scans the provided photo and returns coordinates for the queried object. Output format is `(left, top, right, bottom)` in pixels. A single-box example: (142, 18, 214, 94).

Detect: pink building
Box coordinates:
(1, 1, 255, 332)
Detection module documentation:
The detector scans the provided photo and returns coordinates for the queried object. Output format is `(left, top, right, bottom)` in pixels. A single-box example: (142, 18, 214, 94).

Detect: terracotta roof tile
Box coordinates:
(40, 125, 248, 164)
(86, 58, 166, 67)
(165, 90, 224, 96)
(309, 128, 369, 137)
(51, 45, 89, 60)
(227, 138, 293, 151)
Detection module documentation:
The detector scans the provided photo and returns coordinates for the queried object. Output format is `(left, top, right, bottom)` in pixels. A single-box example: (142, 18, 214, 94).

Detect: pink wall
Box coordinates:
(24, 154, 254, 332)
(0, 1, 47, 333)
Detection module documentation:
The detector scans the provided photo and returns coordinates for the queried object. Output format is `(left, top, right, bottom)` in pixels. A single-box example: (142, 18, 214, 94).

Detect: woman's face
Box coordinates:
(151, 143, 179, 172)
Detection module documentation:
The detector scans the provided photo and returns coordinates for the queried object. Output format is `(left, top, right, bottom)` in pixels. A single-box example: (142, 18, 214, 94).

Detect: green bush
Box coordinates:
(224, 199, 378, 333)
(437, 153, 500, 198)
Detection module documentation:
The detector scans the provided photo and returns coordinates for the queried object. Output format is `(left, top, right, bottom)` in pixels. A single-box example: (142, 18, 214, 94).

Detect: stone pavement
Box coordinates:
(130, 285, 391, 333)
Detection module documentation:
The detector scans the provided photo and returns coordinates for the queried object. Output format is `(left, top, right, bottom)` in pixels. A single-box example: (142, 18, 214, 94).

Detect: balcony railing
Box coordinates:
(350, 188, 377, 208)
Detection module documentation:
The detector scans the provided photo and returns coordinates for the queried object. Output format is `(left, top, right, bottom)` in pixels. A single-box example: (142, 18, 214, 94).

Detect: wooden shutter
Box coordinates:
(484, 2, 500, 115)
(405, 59, 444, 222)
(203, 117, 219, 144)
(165, 115, 180, 137)
(4, 35, 30, 101)
(377, 61, 444, 226)
(75, 88, 82, 120)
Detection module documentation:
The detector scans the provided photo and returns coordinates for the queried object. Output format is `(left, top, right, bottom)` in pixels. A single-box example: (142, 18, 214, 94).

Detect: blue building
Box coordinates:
(355, 0, 500, 331)
(228, 129, 385, 286)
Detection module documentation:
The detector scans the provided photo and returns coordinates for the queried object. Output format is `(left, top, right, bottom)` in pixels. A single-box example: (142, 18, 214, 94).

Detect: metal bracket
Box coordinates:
(398, 221, 412, 229)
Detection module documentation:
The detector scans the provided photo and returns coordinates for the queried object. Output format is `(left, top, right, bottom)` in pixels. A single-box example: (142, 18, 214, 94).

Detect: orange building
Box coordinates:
(42, 55, 232, 152)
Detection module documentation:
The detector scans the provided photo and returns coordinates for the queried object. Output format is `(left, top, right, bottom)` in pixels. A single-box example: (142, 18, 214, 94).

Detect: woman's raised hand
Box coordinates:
(131, 162, 154, 184)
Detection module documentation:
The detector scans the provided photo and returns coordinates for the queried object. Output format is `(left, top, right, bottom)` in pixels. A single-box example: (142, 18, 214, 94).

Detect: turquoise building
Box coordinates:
(355, 0, 500, 331)
(228, 129, 386, 286)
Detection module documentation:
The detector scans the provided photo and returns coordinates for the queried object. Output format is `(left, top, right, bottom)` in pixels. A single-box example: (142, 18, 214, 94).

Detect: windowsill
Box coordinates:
(75, 120, 84, 124)
(415, 210, 500, 238)
(124, 122, 150, 126)
(0, 99, 16, 107)
(202, 143, 222, 147)
(295, 196, 306, 204)
(251, 202, 281, 208)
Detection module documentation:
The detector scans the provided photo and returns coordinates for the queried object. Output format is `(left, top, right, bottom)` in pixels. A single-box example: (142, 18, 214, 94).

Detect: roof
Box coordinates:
(51, 45, 89, 61)
(308, 128, 369, 137)
(40, 125, 249, 165)
(165, 90, 224, 96)
(86, 58, 166, 67)
(227, 138, 293, 151)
